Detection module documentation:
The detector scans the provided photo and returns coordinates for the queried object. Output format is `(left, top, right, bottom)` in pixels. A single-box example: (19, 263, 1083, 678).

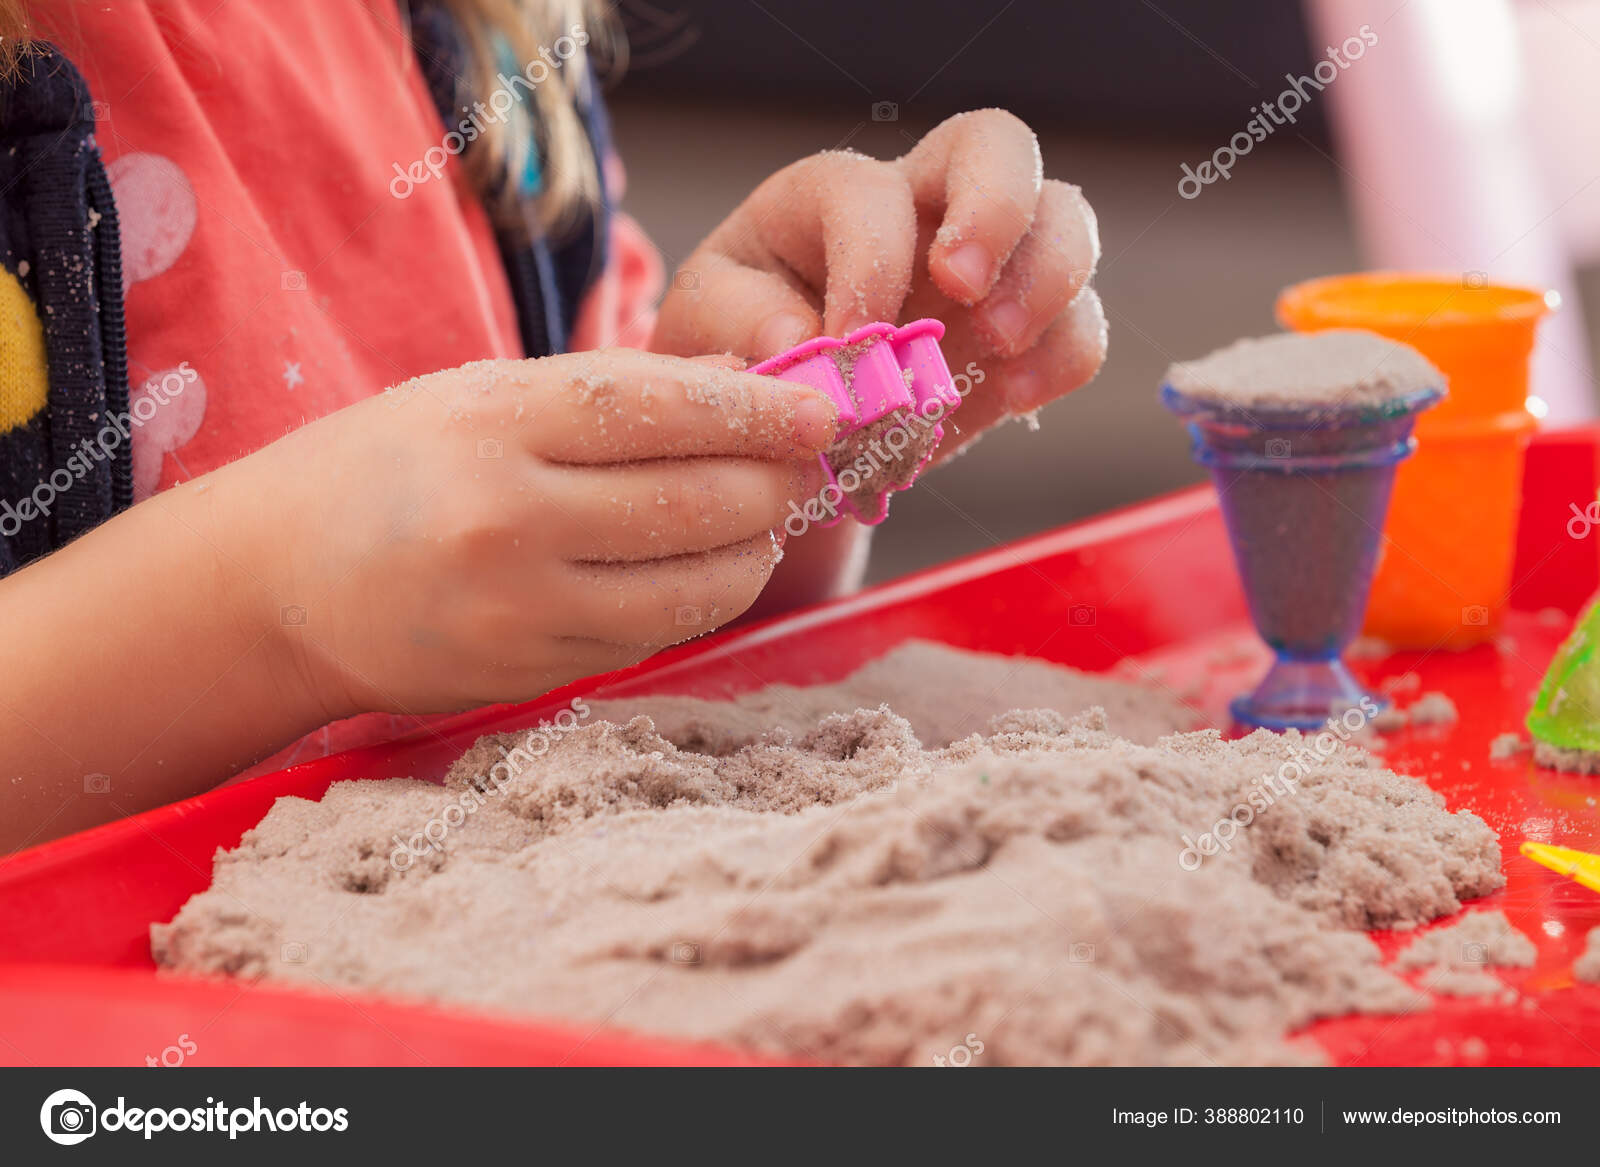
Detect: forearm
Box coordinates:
(0, 469, 332, 853)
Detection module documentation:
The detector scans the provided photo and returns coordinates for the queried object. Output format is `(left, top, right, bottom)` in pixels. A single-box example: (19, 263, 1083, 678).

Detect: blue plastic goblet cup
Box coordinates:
(1160, 385, 1443, 730)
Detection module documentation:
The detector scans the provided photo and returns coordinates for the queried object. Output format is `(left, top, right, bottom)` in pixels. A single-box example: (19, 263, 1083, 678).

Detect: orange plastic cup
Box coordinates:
(1276, 273, 1554, 648)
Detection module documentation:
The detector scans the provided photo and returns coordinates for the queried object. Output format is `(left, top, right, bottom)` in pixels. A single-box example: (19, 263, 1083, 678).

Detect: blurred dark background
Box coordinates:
(602, 0, 1600, 581)
(610, 0, 1328, 138)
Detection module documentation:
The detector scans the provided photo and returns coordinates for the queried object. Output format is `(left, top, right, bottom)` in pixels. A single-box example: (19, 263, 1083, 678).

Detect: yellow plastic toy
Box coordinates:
(1520, 841, 1600, 896)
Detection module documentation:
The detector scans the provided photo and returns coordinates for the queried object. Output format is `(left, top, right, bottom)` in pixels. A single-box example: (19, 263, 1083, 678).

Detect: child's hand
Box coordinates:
(234, 351, 834, 716)
(653, 109, 1103, 459)
(0, 351, 835, 845)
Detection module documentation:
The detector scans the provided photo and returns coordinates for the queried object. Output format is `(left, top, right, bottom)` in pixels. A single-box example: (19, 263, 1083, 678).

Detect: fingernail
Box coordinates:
(946, 243, 992, 297)
(791, 392, 839, 450)
(984, 300, 1029, 346)
(1005, 369, 1049, 412)
(773, 527, 788, 549)
(756, 312, 813, 358)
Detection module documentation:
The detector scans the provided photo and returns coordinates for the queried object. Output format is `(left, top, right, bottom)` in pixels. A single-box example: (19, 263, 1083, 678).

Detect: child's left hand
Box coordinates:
(653, 108, 1104, 460)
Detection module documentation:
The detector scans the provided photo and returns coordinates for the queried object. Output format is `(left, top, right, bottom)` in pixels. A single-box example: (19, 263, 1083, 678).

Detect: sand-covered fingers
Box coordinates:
(898, 109, 1045, 305)
(992, 288, 1107, 416)
(918, 287, 1106, 459)
(563, 533, 785, 647)
(973, 181, 1100, 357)
(654, 257, 824, 362)
(548, 457, 824, 562)
(516, 350, 837, 464)
(711, 151, 919, 337)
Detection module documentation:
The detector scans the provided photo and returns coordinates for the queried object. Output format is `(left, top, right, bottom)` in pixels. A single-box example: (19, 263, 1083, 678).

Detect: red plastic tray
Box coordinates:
(3, 431, 1600, 1066)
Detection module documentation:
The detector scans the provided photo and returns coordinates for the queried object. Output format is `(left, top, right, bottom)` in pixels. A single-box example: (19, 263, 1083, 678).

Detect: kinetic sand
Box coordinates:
(1576, 928, 1600, 984)
(820, 340, 940, 515)
(1392, 909, 1534, 999)
(1164, 329, 1443, 411)
(153, 641, 1505, 1066)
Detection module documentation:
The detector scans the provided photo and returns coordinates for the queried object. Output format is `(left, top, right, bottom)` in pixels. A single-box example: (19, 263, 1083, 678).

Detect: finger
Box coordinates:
(688, 353, 751, 371)
(898, 109, 1044, 305)
(716, 151, 918, 335)
(993, 288, 1107, 416)
(547, 457, 823, 562)
(517, 351, 838, 462)
(655, 257, 823, 361)
(930, 289, 1106, 461)
(554, 638, 661, 679)
(563, 532, 785, 648)
(973, 181, 1100, 357)
(465, 637, 653, 704)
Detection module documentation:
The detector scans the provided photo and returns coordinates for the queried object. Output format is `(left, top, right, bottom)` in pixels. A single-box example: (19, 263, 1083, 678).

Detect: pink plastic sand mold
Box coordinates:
(750, 318, 962, 525)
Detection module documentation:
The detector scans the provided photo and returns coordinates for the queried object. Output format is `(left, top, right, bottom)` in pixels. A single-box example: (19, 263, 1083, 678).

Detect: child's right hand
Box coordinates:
(205, 350, 836, 719)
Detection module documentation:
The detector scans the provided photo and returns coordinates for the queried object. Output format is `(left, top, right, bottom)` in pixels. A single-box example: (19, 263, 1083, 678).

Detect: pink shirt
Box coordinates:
(60, 0, 663, 773)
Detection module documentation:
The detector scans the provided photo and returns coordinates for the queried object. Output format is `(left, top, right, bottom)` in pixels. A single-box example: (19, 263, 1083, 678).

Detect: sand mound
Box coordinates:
(152, 644, 1501, 1066)
(586, 640, 1199, 752)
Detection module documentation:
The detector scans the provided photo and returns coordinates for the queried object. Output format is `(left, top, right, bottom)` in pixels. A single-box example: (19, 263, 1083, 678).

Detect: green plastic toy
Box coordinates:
(1527, 597, 1600, 752)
